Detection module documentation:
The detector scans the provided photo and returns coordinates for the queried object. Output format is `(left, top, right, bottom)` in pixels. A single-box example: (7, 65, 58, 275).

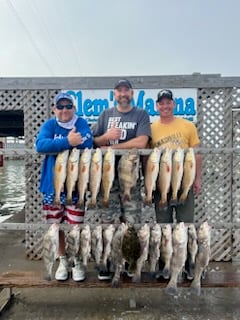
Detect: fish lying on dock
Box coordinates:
(91, 225, 103, 270)
(191, 221, 211, 296)
(149, 223, 161, 275)
(111, 223, 128, 288)
(42, 223, 59, 281)
(165, 222, 188, 296)
(67, 224, 81, 264)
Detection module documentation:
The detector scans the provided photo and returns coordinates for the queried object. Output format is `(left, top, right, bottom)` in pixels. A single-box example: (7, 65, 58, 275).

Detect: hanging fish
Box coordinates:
(53, 150, 69, 206)
(66, 148, 80, 205)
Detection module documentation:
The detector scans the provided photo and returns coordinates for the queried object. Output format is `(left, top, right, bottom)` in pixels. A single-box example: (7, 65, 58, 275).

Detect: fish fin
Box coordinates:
(57, 164, 62, 173)
(166, 165, 171, 172)
(143, 197, 152, 206)
(151, 164, 155, 172)
(81, 165, 86, 173)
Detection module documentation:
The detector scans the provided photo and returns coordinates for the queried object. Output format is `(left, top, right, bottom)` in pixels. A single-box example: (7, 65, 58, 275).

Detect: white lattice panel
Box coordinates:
(24, 90, 53, 259)
(196, 88, 233, 147)
(0, 90, 26, 110)
(210, 228, 232, 261)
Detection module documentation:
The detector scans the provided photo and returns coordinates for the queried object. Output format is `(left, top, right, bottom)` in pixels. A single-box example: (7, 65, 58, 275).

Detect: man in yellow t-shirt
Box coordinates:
(151, 89, 201, 224)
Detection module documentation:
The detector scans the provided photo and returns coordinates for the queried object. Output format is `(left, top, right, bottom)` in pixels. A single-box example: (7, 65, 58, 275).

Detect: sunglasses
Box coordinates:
(56, 104, 74, 110)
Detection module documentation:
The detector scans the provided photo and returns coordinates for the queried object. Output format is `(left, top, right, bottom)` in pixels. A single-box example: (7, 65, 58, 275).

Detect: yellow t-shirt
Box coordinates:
(150, 118, 200, 149)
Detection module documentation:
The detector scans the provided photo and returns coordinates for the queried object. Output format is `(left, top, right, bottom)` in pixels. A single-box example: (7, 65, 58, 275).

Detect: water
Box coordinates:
(0, 159, 25, 221)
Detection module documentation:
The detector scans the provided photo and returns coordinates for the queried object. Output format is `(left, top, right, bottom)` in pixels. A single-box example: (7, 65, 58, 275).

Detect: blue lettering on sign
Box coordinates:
(66, 90, 196, 122)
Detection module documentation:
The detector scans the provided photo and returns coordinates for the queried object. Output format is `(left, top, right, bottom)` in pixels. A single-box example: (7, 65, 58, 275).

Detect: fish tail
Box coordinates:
(190, 281, 201, 296)
(76, 200, 85, 210)
(101, 199, 109, 208)
(66, 198, 73, 206)
(122, 193, 131, 203)
(165, 284, 178, 296)
(143, 196, 152, 206)
(44, 274, 52, 281)
(111, 277, 120, 288)
(44, 262, 53, 281)
(88, 200, 96, 209)
(159, 200, 168, 210)
(169, 195, 178, 207)
(53, 198, 61, 207)
(179, 192, 187, 204)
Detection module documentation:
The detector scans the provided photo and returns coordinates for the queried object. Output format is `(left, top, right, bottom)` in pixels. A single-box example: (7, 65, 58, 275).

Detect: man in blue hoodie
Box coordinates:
(36, 92, 92, 282)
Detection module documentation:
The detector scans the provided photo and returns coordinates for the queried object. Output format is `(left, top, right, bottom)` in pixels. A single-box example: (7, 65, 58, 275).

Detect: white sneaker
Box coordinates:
(72, 257, 86, 281)
(55, 256, 68, 281)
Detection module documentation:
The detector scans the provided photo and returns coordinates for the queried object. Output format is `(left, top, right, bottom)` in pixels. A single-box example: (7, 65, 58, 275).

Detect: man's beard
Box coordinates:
(117, 96, 131, 109)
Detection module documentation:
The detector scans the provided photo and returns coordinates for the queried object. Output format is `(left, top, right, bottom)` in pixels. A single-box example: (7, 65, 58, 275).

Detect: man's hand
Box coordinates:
(193, 177, 201, 195)
(104, 122, 121, 141)
(67, 127, 83, 146)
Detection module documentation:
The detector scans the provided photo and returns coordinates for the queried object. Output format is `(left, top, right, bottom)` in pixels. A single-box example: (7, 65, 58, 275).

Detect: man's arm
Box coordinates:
(94, 134, 109, 147)
(111, 135, 149, 149)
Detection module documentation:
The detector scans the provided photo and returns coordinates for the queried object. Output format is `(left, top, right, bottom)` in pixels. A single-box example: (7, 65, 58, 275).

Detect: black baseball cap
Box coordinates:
(114, 79, 132, 90)
(156, 89, 174, 102)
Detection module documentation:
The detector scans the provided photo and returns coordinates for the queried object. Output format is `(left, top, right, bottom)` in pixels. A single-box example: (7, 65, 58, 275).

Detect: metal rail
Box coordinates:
(0, 222, 239, 231)
(1, 147, 240, 156)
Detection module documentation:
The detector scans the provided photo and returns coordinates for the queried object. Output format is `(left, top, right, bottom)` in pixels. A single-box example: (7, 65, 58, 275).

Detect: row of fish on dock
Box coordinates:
(43, 221, 211, 296)
(54, 146, 196, 209)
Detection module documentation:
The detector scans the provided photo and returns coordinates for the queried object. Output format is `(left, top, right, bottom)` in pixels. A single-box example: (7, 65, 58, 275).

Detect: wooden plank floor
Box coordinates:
(0, 271, 240, 288)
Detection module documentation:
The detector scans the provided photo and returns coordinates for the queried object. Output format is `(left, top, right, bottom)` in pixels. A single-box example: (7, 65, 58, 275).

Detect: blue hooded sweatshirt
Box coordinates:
(36, 117, 93, 195)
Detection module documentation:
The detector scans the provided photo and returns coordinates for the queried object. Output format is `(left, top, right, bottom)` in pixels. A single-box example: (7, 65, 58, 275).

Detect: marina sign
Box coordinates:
(62, 89, 197, 123)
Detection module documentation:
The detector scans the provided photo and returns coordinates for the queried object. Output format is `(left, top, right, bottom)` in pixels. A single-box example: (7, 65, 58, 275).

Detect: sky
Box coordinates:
(0, 0, 239, 77)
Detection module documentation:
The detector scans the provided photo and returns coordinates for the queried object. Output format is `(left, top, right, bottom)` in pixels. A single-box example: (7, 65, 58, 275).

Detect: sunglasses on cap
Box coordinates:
(156, 89, 173, 102)
(56, 104, 74, 110)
